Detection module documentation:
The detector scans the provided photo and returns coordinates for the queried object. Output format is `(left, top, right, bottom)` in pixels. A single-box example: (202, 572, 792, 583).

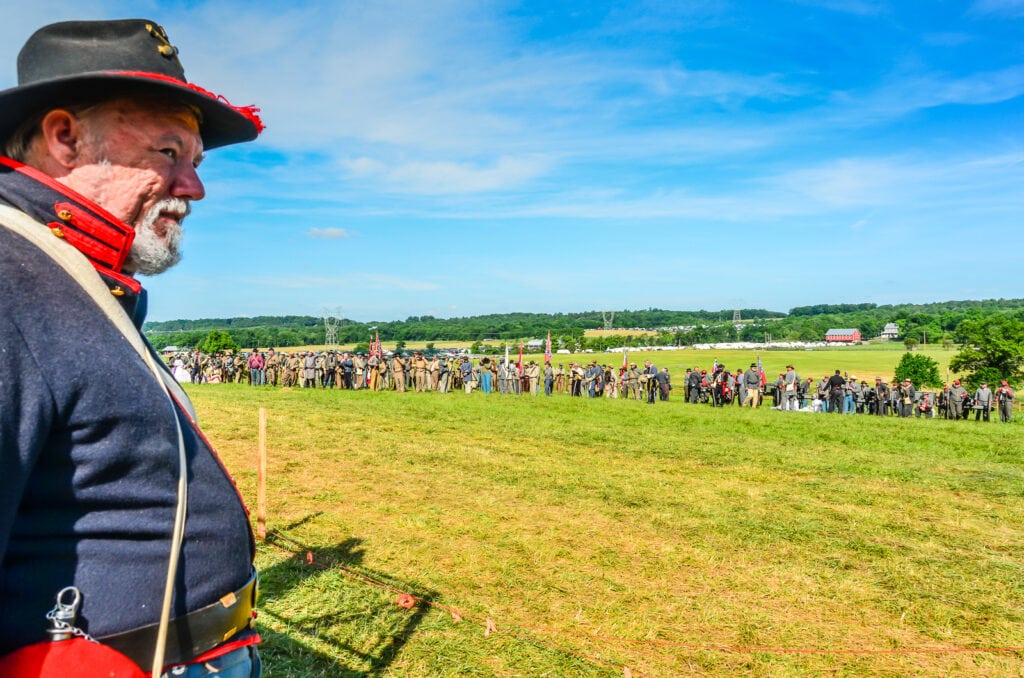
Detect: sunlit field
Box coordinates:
(190, 359, 1023, 676)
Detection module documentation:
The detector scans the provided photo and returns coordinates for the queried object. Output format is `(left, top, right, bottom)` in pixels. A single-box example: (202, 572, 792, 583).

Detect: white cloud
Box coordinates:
(307, 227, 352, 239)
(788, 0, 888, 15)
(922, 32, 974, 47)
(165, 1, 808, 178)
(970, 0, 1024, 18)
(342, 155, 551, 194)
(834, 65, 1024, 124)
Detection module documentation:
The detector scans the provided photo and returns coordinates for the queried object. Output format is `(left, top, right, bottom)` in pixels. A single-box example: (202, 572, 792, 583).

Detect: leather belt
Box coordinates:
(98, 570, 258, 669)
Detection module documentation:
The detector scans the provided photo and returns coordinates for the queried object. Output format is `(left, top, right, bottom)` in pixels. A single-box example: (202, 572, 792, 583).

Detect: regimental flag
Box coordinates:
(622, 348, 629, 371)
(757, 354, 766, 387)
(544, 332, 552, 364)
(713, 357, 719, 374)
(374, 331, 382, 359)
(505, 342, 510, 368)
(518, 341, 524, 375)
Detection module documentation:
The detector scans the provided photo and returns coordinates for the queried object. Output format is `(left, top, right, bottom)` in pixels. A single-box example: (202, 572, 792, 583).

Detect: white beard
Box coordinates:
(124, 198, 189, 276)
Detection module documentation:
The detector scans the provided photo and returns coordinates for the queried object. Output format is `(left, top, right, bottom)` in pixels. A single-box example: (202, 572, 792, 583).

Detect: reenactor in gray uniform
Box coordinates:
(498, 359, 510, 394)
(948, 380, 967, 419)
(339, 352, 354, 389)
(353, 353, 366, 390)
(223, 351, 236, 383)
(437, 356, 451, 393)
(854, 381, 868, 413)
(508, 360, 520, 394)
(687, 368, 702, 403)
(623, 363, 640, 400)
(782, 365, 800, 411)
(871, 378, 889, 415)
(742, 363, 761, 407)
(897, 379, 915, 418)
(973, 382, 993, 421)
(303, 352, 318, 388)
(889, 381, 902, 415)
(844, 377, 859, 413)
(996, 380, 1014, 422)
(618, 364, 634, 401)
(322, 351, 337, 388)
(459, 357, 475, 393)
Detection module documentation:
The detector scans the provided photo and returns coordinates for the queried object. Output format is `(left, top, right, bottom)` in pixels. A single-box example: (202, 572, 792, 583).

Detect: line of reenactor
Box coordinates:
(165, 350, 1016, 422)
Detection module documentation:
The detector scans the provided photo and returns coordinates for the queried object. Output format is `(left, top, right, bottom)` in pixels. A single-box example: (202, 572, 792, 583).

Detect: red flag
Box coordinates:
(758, 354, 766, 387)
(518, 342, 523, 375)
(374, 331, 381, 358)
(622, 348, 629, 371)
(544, 332, 552, 364)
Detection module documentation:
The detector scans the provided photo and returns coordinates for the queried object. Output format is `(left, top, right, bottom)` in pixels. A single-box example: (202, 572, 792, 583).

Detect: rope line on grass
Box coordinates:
(265, 532, 1024, 671)
(266, 533, 649, 676)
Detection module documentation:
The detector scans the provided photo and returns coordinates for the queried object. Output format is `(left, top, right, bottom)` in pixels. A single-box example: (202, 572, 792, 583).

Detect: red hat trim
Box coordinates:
(106, 70, 265, 134)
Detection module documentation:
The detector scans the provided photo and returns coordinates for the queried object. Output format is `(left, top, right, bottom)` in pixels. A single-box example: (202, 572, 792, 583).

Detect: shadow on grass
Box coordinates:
(256, 516, 436, 677)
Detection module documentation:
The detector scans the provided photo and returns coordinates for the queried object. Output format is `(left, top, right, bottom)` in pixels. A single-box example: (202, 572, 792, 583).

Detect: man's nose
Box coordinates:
(173, 163, 206, 201)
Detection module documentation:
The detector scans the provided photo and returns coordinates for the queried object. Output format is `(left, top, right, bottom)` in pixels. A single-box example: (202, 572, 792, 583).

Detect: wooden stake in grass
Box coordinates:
(257, 406, 267, 541)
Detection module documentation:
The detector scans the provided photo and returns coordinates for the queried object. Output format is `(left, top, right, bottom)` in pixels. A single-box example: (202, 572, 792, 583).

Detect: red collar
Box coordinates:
(0, 157, 140, 294)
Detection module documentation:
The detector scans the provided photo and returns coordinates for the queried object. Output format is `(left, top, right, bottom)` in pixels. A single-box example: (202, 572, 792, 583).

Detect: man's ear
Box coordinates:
(37, 109, 85, 169)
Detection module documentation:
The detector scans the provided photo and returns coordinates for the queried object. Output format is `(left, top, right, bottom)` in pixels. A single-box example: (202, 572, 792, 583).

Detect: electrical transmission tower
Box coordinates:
(733, 309, 741, 322)
(323, 307, 342, 346)
(601, 311, 615, 331)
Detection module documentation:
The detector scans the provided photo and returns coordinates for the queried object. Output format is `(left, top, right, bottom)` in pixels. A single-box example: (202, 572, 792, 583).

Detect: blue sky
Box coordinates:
(3, 1, 1023, 322)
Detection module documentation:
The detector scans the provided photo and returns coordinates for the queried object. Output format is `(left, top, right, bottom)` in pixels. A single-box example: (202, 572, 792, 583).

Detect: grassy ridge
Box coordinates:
(193, 383, 1024, 676)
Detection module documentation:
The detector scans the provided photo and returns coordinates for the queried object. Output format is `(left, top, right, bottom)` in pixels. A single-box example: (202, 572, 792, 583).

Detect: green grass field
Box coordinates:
(190, 358, 1023, 676)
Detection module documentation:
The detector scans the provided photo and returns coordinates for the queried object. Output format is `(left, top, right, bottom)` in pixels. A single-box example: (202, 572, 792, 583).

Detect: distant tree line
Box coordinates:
(145, 300, 1024, 385)
(145, 308, 786, 349)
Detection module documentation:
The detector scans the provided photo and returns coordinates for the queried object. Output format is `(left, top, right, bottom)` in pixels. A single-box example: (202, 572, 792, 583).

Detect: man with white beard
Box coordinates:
(0, 19, 264, 677)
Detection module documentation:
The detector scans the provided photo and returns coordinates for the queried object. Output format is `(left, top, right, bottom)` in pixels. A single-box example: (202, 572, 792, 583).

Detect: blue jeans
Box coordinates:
(166, 646, 260, 677)
(843, 394, 854, 414)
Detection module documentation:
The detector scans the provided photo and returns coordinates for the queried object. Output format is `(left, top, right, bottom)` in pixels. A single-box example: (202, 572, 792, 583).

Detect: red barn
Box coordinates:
(825, 328, 862, 343)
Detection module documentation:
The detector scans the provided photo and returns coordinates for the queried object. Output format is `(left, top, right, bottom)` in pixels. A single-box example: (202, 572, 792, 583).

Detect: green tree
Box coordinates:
(394, 339, 407, 352)
(903, 338, 919, 351)
(198, 329, 238, 354)
(949, 315, 1024, 389)
(894, 352, 942, 388)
